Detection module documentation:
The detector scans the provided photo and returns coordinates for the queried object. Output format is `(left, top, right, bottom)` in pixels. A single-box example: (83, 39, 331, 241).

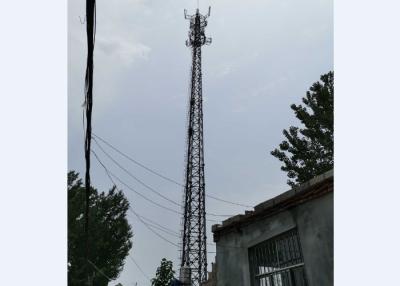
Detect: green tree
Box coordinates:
(68, 171, 133, 286)
(271, 71, 334, 187)
(151, 258, 175, 286)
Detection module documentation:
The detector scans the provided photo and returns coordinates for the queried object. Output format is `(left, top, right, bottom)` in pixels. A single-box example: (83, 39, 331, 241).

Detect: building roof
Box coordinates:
(212, 169, 334, 241)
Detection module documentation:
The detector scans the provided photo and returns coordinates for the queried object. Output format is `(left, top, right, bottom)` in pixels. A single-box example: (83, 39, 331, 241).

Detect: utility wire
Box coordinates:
(110, 168, 182, 215)
(92, 150, 223, 224)
(129, 256, 151, 281)
(132, 211, 180, 236)
(140, 222, 180, 238)
(92, 153, 225, 284)
(92, 153, 181, 282)
(93, 138, 181, 207)
(93, 133, 182, 185)
(130, 208, 180, 248)
(91, 150, 116, 185)
(206, 193, 252, 208)
(92, 133, 253, 208)
(88, 260, 111, 281)
(93, 152, 181, 250)
(128, 209, 180, 238)
(92, 148, 180, 214)
(92, 145, 234, 217)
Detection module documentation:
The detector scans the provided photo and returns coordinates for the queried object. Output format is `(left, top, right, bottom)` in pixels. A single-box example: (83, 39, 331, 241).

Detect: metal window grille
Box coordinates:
(248, 228, 308, 286)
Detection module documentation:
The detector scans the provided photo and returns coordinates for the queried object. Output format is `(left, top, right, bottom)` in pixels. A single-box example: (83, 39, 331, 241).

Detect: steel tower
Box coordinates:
(180, 7, 212, 286)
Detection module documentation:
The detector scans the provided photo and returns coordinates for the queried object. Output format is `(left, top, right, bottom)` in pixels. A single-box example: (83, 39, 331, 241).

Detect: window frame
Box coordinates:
(248, 228, 308, 286)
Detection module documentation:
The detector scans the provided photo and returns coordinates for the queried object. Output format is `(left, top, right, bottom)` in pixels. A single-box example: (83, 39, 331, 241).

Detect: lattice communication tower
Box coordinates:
(179, 7, 212, 286)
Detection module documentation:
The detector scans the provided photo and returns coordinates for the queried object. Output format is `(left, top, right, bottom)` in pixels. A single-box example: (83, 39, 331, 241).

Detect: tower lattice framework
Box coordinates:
(180, 7, 212, 286)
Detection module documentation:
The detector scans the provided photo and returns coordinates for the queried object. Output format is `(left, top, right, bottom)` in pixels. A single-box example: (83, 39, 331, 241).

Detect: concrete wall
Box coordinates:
(215, 192, 333, 286)
(294, 192, 333, 286)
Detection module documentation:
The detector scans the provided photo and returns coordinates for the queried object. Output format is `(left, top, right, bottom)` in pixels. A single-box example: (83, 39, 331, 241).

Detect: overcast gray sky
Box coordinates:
(68, 0, 332, 285)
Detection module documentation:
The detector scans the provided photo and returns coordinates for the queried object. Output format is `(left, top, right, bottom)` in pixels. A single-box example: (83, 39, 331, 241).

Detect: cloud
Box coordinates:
(251, 76, 289, 98)
(96, 37, 151, 66)
(214, 64, 236, 78)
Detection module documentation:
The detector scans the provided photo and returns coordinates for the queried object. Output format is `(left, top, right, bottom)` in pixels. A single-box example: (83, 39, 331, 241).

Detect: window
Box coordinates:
(248, 228, 308, 286)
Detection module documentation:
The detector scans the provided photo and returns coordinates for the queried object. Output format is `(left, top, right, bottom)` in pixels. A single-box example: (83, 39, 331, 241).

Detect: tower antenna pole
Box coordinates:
(180, 6, 212, 286)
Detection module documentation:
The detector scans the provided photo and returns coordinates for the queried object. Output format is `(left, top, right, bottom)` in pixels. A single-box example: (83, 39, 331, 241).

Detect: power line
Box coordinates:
(93, 138, 181, 207)
(206, 193, 252, 208)
(92, 133, 253, 208)
(133, 210, 218, 255)
(94, 153, 242, 264)
(132, 211, 180, 236)
(91, 150, 117, 185)
(88, 260, 111, 281)
(92, 151, 223, 224)
(130, 208, 180, 248)
(92, 145, 234, 217)
(93, 154, 180, 252)
(91, 153, 224, 284)
(92, 153, 181, 284)
(92, 149, 180, 214)
(129, 256, 151, 281)
(93, 133, 183, 185)
(141, 222, 180, 238)
(111, 169, 182, 215)
(207, 212, 233, 217)
(128, 209, 180, 238)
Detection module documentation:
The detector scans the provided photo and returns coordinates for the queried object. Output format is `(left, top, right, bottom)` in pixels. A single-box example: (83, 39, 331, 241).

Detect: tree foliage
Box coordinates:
(271, 71, 333, 187)
(151, 258, 175, 286)
(68, 171, 133, 286)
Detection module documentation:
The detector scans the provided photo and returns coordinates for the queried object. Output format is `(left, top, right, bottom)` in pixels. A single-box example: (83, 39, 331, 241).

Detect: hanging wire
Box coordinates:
(92, 150, 181, 215)
(131, 211, 180, 236)
(91, 150, 222, 226)
(92, 133, 253, 208)
(128, 210, 180, 238)
(131, 208, 180, 248)
(84, 0, 97, 284)
(92, 144, 235, 217)
(91, 153, 246, 254)
(88, 260, 111, 281)
(93, 138, 181, 207)
(129, 256, 152, 281)
(93, 133, 184, 186)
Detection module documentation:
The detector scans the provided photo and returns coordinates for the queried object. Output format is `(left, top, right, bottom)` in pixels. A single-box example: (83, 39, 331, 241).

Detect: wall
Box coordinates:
(294, 192, 333, 286)
(214, 192, 333, 286)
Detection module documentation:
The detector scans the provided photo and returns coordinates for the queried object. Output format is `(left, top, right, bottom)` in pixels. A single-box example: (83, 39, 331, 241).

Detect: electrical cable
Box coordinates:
(94, 151, 225, 256)
(93, 133, 183, 186)
(132, 211, 180, 236)
(131, 208, 180, 248)
(128, 209, 180, 238)
(92, 153, 183, 283)
(129, 256, 151, 281)
(110, 167, 181, 215)
(84, 1, 97, 283)
(92, 148, 180, 214)
(88, 260, 111, 281)
(92, 145, 234, 217)
(92, 133, 253, 208)
(93, 138, 181, 207)
(92, 151, 222, 226)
